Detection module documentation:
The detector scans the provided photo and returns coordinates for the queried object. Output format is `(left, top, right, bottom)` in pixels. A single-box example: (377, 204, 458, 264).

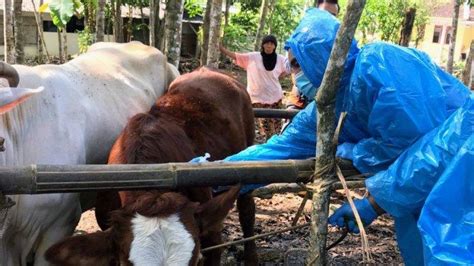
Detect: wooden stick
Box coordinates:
(201, 222, 310, 253)
(292, 192, 309, 226)
(309, 1, 367, 264)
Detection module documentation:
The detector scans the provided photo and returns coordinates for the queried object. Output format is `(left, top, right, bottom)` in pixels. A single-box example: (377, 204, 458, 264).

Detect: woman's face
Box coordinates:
(262, 42, 276, 54)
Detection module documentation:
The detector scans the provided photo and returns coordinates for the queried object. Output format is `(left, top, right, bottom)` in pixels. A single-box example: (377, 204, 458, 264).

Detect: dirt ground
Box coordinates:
(77, 189, 403, 265)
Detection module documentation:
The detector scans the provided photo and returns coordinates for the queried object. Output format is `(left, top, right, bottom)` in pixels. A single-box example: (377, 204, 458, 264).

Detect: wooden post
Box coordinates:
(307, 0, 366, 265)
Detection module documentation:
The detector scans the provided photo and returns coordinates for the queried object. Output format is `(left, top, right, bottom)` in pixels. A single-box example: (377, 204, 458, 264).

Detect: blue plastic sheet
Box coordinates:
(420, 136, 474, 265)
(344, 42, 470, 174)
(366, 94, 474, 264)
(222, 9, 473, 262)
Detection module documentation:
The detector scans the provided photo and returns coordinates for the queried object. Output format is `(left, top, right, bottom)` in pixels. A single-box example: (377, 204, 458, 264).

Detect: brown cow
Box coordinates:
(45, 67, 257, 265)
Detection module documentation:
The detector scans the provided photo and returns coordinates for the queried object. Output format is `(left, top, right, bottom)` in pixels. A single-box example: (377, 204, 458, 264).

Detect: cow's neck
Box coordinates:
(128, 213, 195, 265)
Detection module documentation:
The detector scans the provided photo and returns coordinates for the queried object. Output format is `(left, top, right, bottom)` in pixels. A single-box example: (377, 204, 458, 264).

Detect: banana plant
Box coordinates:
(39, 0, 83, 29)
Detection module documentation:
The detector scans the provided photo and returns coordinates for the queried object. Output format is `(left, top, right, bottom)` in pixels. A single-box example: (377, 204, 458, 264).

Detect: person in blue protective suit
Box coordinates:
(221, 7, 473, 265)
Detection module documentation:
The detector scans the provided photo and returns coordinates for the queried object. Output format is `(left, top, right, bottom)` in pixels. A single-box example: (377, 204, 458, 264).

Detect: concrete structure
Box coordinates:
(418, 2, 474, 65)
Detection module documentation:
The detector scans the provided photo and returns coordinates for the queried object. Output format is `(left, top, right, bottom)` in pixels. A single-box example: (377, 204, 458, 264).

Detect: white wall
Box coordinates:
(0, 32, 115, 58)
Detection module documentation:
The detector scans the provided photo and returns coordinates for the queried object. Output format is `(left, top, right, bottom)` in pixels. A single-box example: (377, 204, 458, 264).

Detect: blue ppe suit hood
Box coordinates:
(284, 8, 359, 106)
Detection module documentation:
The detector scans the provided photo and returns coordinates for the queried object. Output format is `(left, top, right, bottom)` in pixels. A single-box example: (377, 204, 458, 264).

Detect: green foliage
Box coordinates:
(222, 0, 304, 53)
(184, 0, 205, 18)
(339, 0, 434, 45)
(240, 0, 261, 11)
(267, 0, 304, 53)
(223, 7, 259, 51)
(77, 27, 94, 53)
(48, 0, 82, 28)
(453, 60, 466, 78)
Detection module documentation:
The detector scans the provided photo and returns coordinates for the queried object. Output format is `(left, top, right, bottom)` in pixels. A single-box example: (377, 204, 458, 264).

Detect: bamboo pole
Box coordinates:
(0, 160, 315, 194)
(253, 108, 299, 118)
(307, 1, 366, 264)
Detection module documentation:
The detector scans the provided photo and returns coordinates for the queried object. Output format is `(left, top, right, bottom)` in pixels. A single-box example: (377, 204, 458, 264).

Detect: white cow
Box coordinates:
(0, 41, 179, 266)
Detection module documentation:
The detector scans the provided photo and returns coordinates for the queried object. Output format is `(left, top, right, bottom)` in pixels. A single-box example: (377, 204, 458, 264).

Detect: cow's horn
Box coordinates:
(0, 62, 19, 87)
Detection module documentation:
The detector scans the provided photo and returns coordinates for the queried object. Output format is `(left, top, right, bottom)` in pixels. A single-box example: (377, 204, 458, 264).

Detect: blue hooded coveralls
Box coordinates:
(224, 8, 473, 265)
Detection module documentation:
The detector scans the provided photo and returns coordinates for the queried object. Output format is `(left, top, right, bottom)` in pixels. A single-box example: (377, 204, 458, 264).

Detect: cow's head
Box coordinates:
(45, 186, 240, 266)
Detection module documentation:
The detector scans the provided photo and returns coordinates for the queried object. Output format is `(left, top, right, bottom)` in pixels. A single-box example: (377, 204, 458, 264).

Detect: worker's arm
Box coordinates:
(219, 44, 237, 61)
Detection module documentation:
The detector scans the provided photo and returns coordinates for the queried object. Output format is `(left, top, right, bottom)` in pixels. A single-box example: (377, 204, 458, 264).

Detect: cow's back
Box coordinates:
(158, 67, 255, 160)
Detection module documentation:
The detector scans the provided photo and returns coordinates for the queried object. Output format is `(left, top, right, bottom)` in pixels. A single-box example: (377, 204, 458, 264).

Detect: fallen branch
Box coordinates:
(201, 222, 310, 253)
(251, 180, 366, 199)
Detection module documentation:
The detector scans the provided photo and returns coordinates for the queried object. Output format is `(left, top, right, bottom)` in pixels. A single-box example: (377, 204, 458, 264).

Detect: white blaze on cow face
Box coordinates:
(129, 213, 195, 266)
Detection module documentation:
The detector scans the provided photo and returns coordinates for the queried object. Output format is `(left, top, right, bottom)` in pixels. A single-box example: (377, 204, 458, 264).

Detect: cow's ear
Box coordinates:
(196, 185, 240, 231)
(44, 230, 116, 266)
(0, 86, 44, 114)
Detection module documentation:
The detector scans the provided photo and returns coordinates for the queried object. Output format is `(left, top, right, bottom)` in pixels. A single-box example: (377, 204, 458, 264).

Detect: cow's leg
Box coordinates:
(201, 231, 224, 266)
(95, 191, 122, 230)
(33, 195, 82, 266)
(237, 193, 258, 265)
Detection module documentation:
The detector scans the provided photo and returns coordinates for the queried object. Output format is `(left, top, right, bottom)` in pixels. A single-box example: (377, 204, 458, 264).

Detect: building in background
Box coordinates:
(419, 2, 473, 66)
(0, 0, 201, 58)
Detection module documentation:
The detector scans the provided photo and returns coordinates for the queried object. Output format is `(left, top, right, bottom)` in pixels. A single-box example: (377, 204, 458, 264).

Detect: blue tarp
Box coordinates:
(366, 94, 474, 264)
(221, 8, 473, 264)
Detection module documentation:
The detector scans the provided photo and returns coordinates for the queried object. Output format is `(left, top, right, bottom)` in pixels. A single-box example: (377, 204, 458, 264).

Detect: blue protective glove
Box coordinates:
(328, 198, 379, 233)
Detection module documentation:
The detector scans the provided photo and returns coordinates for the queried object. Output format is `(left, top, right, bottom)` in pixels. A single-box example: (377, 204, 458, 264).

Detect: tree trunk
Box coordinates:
(308, 0, 366, 265)
(3, 0, 15, 63)
(57, 29, 63, 63)
(206, 0, 223, 67)
(13, 0, 24, 63)
(140, 5, 146, 43)
(223, 0, 230, 33)
(34, 0, 47, 63)
(127, 5, 133, 42)
(62, 28, 68, 62)
(113, 0, 123, 42)
(96, 0, 106, 42)
(268, 0, 275, 31)
(462, 40, 473, 89)
(163, 0, 184, 67)
(254, 0, 270, 51)
(398, 7, 416, 47)
(415, 23, 426, 48)
(149, 0, 158, 47)
(447, 0, 461, 73)
(200, 0, 212, 65)
(158, 0, 166, 51)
